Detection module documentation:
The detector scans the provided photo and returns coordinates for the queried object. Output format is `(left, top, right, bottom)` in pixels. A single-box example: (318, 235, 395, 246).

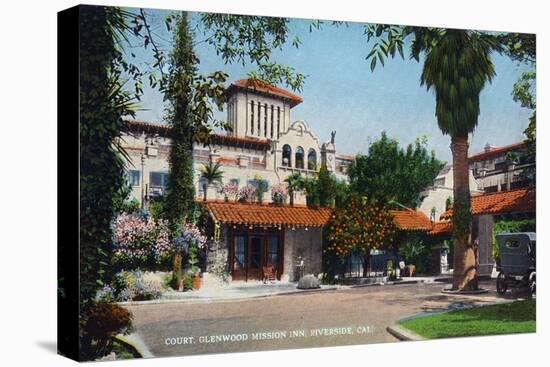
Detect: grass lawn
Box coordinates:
(399, 299, 536, 339)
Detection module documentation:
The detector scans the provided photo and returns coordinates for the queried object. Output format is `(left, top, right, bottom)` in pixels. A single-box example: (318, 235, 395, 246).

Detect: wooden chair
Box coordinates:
(263, 265, 277, 283)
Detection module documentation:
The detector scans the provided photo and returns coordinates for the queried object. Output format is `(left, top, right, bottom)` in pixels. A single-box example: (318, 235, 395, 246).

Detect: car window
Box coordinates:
(505, 240, 520, 248)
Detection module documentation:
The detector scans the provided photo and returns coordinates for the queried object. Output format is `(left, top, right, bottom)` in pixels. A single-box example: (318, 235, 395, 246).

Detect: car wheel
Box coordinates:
(529, 273, 536, 296)
(496, 272, 507, 295)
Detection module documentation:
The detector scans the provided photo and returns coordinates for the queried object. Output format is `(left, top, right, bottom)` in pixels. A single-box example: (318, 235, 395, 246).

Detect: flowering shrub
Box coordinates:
(95, 285, 116, 303)
(238, 184, 256, 203)
(110, 270, 163, 301)
(271, 183, 288, 204)
(222, 182, 239, 201)
(113, 213, 172, 268)
(173, 223, 208, 253)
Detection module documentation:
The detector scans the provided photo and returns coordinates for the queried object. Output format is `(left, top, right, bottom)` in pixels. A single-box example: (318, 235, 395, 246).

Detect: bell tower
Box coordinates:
(225, 79, 302, 139)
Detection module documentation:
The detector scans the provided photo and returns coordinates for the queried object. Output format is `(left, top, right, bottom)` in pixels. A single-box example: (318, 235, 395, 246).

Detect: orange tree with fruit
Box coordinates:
(324, 195, 397, 280)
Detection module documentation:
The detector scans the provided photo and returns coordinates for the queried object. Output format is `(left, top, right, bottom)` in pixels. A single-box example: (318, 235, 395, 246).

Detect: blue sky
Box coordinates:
(130, 9, 533, 163)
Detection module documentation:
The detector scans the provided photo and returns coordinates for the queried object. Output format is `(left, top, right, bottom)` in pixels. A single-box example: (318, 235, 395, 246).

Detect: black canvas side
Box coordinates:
(57, 4, 80, 362)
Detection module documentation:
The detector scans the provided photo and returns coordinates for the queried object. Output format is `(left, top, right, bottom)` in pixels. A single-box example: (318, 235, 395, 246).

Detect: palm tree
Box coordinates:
(284, 172, 304, 206)
(421, 30, 498, 291)
(367, 27, 501, 291)
(199, 160, 224, 201)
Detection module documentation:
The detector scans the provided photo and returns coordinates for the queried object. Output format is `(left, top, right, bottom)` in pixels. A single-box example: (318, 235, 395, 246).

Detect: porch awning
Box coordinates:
(205, 201, 435, 231)
(204, 201, 332, 227)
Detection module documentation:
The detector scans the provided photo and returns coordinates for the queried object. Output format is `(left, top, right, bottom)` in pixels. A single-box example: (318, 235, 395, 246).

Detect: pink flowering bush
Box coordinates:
(238, 184, 256, 203)
(222, 182, 239, 201)
(271, 183, 288, 204)
(113, 213, 172, 268)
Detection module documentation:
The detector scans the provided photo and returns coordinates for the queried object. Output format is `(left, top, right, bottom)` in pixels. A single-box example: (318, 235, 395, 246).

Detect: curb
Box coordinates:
(349, 277, 449, 289)
(119, 286, 339, 306)
(386, 299, 516, 341)
(386, 325, 424, 341)
(120, 277, 452, 306)
(116, 334, 154, 358)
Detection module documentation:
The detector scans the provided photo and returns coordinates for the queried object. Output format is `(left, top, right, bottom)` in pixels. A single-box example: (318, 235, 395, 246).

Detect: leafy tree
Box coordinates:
(502, 33, 536, 179)
(289, 164, 337, 208)
(317, 163, 337, 207)
(366, 27, 503, 291)
(198, 160, 224, 201)
(348, 132, 443, 208)
(162, 13, 225, 228)
(302, 177, 319, 206)
(199, 14, 306, 90)
(325, 196, 397, 279)
(499, 33, 535, 64)
(78, 5, 144, 359)
(513, 71, 536, 175)
(334, 179, 351, 209)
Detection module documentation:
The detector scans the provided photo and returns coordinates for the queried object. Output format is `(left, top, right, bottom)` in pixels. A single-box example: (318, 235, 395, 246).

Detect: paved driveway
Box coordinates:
(124, 280, 505, 357)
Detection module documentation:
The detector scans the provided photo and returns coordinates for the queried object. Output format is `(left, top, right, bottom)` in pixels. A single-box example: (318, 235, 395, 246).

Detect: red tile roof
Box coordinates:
(206, 202, 434, 231)
(389, 209, 433, 231)
(210, 134, 270, 150)
(215, 156, 239, 165)
(427, 220, 453, 236)
(441, 187, 536, 219)
(122, 119, 271, 150)
(229, 79, 303, 107)
(205, 201, 331, 227)
(122, 119, 171, 135)
(336, 154, 355, 161)
(468, 141, 527, 163)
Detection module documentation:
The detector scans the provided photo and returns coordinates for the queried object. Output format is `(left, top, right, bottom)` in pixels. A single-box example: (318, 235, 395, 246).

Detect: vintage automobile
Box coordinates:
(495, 232, 536, 296)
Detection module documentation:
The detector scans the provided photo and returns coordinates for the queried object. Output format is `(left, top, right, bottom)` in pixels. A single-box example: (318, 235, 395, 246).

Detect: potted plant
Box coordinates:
(188, 244, 201, 289)
(399, 238, 426, 277)
(198, 160, 224, 201)
(252, 175, 268, 203)
(271, 183, 287, 205)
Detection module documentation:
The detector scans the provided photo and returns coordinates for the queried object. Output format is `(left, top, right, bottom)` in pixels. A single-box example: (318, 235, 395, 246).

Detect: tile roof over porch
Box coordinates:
(430, 187, 536, 236)
(204, 201, 332, 227)
(389, 209, 432, 231)
(204, 201, 433, 231)
(440, 187, 536, 220)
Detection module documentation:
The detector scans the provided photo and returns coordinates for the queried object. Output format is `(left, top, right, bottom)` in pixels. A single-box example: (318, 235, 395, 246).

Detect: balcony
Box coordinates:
(277, 166, 317, 177)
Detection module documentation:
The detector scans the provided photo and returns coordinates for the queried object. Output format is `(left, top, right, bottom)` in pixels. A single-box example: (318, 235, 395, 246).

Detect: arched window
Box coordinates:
(307, 149, 317, 170)
(282, 144, 292, 167)
(295, 146, 304, 169)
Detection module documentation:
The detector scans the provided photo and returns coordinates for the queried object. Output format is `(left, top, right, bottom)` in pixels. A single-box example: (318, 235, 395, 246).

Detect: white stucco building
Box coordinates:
(418, 164, 479, 221)
(120, 78, 352, 207)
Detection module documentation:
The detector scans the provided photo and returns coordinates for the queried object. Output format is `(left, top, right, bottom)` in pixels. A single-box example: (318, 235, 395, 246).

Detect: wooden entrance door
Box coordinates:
(247, 235, 263, 280)
(231, 230, 283, 281)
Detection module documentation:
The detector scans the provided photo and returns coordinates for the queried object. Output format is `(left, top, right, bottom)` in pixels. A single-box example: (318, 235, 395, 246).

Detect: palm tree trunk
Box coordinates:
(450, 135, 478, 291)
